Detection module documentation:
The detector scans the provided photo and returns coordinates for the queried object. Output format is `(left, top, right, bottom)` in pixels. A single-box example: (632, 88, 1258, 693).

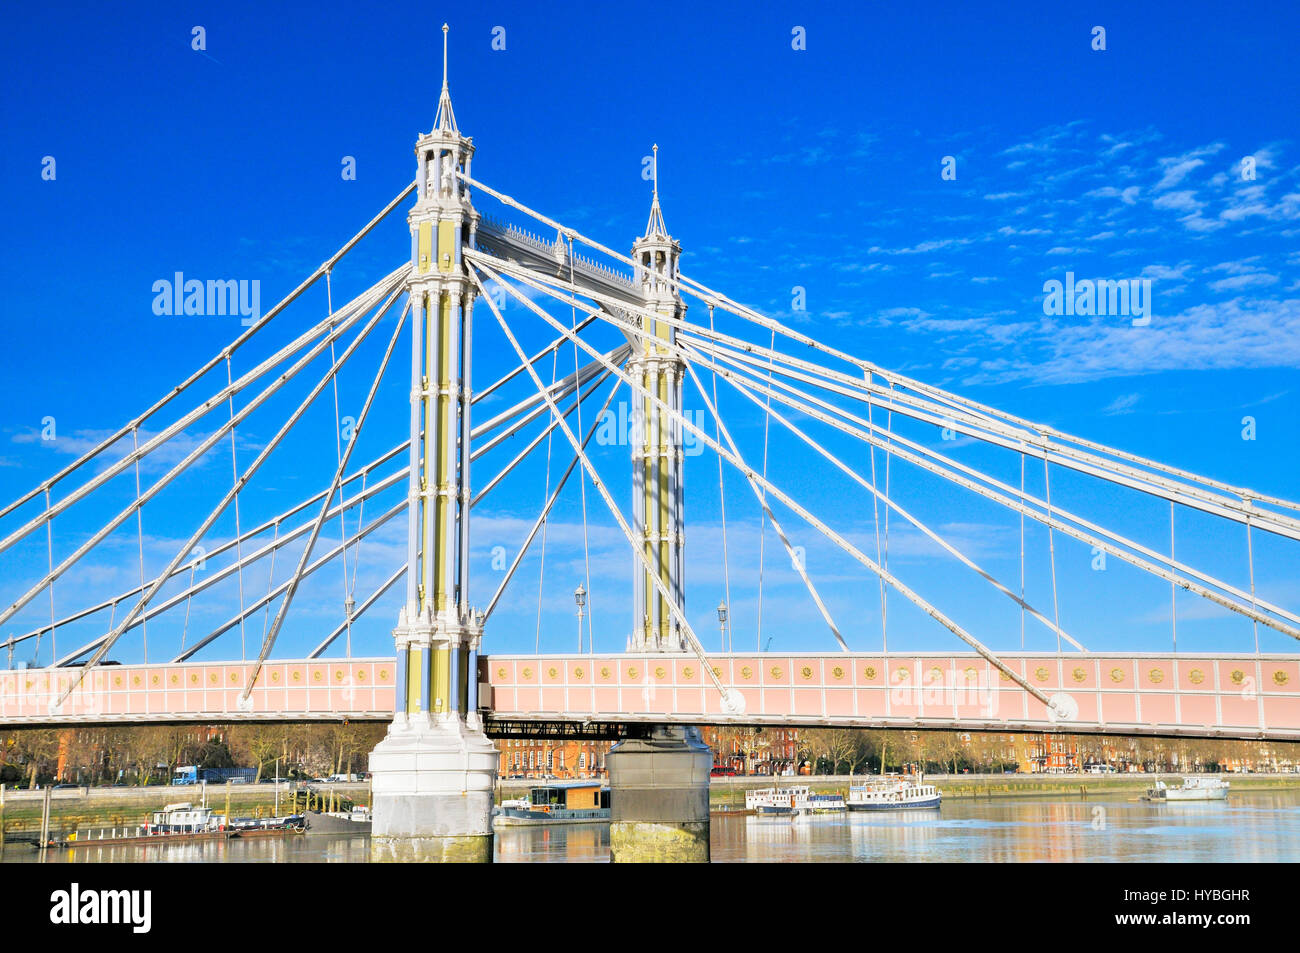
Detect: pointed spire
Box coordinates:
(644, 144, 668, 237)
(434, 23, 459, 134)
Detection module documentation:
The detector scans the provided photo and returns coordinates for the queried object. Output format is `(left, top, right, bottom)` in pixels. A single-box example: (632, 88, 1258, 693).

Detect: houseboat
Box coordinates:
(493, 781, 611, 826)
(1144, 777, 1230, 802)
(745, 786, 846, 815)
(847, 775, 942, 811)
(40, 802, 304, 849)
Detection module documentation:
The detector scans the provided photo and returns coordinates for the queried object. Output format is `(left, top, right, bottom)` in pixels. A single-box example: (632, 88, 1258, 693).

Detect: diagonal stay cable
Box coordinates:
(240, 299, 411, 701)
(478, 258, 1057, 711)
(472, 265, 742, 711)
(54, 283, 403, 705)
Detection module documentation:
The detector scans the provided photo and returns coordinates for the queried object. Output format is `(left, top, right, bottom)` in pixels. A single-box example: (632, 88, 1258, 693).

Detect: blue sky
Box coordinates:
(1, 1, 1298, 667)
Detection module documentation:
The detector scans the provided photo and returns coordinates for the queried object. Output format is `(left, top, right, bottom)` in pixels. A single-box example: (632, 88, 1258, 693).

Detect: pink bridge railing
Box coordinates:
(2, 653, 1299, 738)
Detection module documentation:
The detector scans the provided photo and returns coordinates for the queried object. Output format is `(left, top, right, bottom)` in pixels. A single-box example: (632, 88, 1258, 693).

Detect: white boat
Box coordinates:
(1145, 777, 1229, 802)
(847, 775, 941, 811)
(745, 786, 846, 815)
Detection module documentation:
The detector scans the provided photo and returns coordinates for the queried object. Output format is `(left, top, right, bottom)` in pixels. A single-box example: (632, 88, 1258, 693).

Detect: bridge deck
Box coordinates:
(2, 653, 1298, 739)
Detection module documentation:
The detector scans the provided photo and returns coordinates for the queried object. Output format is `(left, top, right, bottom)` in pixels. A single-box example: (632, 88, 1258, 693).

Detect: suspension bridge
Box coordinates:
(3, 27, 1298, 858)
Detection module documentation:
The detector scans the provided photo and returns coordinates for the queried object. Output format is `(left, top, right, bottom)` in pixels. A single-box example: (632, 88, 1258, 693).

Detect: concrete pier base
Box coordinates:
(368, 715, 498, 863)
(606, 726, 711, 863)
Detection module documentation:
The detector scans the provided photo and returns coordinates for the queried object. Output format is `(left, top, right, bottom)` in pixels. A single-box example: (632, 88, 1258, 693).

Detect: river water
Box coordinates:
(7, 790, 1298, 862)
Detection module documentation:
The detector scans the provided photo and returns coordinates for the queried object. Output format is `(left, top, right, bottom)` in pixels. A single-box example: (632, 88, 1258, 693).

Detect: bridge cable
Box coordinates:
(178, 501, 406, 664)
(473, 266, 741, 710)
(1170, 501, 1178, 655)
(49, 466, 409, 667)
(8, 455, 405, 655)
(0, 271, 407, 634)
(1043, 451, 1063, 655)
(883, 382, 894, 652)
(309, 556, 410, 658)
(494, 261, 1083, 652)
(867, 372, 888, 655)
(755, 327, 777, 652)
(692, 348, 1080, 651)
(567, 237, 595, 654)
(478, 260, 1048, 709)
(533, 325, 561, 655)
(681, 357, 848, 652)
(1019, 450, 1026, 651)
(44, 487, 55, 664)
(477, 228, 1300, 537)
(683, 330, 1300, 634)
(473, 367, 618, 506)
(0, 184, 415, 531)
(1247, 514, 1259, 654)
(348, 471, 366, 652)
(223, 359, 248, 661)
(54, 282, 403, 700)
(481, 364, 624, 622)
(708, 303, 733, 651)
(180, 563, 194, 651)
(463, 172, 1300, 526)
(130, 426, 149, 663)
(325, 270, 354, 657)
(483, 253, 1300, 641)
(240, 298, 411, 700)
(261, 519, 280, 647)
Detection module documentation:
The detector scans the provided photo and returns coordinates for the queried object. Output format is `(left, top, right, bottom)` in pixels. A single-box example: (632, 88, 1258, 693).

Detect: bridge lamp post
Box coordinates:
(716, 601, 728, 652)
(574, 583, 587, 653)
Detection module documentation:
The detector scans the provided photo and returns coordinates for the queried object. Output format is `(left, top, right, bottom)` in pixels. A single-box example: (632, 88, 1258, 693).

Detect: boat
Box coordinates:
(1144, 777, 1229, 802)
(304, 805, 372, 834)
(493, 781, 610, 826)
(39, 802, 305, 848)
(745, 786, 846, 815)
(846, 775, 941, 811)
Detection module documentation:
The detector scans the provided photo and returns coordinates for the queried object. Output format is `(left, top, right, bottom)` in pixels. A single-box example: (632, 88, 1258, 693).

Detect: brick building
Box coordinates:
(497, 738, 612, 779)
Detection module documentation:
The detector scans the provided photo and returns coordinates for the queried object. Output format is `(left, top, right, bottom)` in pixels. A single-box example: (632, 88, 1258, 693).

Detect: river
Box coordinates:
(6, 789, 1298, 862)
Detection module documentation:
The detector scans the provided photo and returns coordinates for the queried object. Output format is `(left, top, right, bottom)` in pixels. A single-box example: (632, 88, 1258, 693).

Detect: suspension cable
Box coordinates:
(708, 303, 732, 651)
(1170, 501, 1177, 654)
(533, 328, 560, 655)
(755, 327, 776, 652)
(325, 270, 353, 657)
(1247, 511, 1259, 654)
(223, 358, 248, 661)
(1020, 450, 1026, 651)
(1044, 450, 1062, 655)
(867, 372, 887, 655)
(44, 486, 55, 664)
(567, 240, 594, 653)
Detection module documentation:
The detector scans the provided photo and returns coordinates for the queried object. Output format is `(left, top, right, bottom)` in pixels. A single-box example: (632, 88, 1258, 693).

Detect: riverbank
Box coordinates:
(8, 772, 1298, 838)
(703, 772, 1300, 808)
(0, 782, 368, 838)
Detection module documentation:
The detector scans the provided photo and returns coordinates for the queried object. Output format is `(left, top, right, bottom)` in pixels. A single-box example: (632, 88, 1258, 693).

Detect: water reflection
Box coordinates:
(6, 792, 1298, 863)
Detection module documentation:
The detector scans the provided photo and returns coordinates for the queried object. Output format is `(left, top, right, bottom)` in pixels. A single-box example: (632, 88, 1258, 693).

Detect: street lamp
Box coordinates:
(574, 583, 587, 653)
(716, 601, 728, 652)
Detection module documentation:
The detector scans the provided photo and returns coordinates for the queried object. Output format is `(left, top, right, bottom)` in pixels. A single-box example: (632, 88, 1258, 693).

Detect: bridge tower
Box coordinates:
(629, 147, 687, 653)
(607, 153, 712, 862)
(368, 25, 497, 863)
